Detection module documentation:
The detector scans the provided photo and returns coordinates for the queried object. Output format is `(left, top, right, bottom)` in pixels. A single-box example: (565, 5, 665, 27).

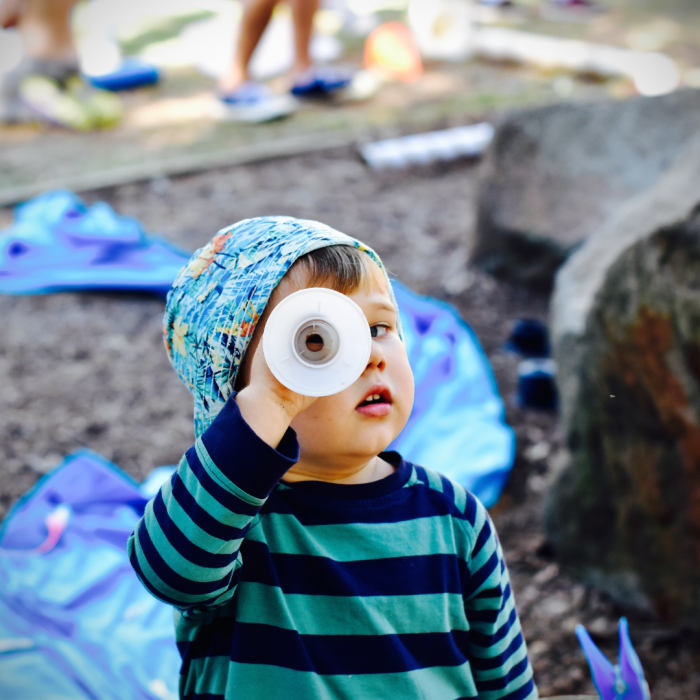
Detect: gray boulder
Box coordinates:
(472, 89, 700, 290)
(546, 133, 700, 626)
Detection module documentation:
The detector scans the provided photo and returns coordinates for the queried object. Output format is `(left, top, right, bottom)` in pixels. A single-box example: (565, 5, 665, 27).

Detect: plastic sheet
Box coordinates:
(390, 281, 515, 508)
(0, 452, 180, 700)
(0, 190, 190, 297)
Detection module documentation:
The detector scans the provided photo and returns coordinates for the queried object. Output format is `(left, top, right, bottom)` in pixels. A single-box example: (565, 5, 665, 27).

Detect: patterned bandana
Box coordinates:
(164, 216, 399, 438)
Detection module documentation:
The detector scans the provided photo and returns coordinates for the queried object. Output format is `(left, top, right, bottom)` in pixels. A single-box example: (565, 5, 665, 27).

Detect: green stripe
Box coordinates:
(144, 503, 235, 583)
(178, 455, 256, 530)
(474, 642, 529, 681)
(130, 529, 234, 606)
(479, 665, 536, 700)
(160, 476, 240, 555)
(452, 481, 467, 513)
(248, 513, 472, 561)
(195, 439, 265, 507)
(402, 465, 422, 489)
(468, 596, 518, 644)
(184, 658, 479, 700)
(424, 467, 444, 493)
(234, 581, 469, 635)
(181, 655, 231, 697)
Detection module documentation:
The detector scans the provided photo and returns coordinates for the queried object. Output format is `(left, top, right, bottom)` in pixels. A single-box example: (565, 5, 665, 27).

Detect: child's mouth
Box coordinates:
(356, 389, 393, 417)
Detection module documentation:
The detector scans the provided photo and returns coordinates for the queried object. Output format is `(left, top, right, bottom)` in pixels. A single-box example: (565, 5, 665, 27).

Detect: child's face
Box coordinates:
(240, 265, 414, 471)
(288, 273, 414, 469)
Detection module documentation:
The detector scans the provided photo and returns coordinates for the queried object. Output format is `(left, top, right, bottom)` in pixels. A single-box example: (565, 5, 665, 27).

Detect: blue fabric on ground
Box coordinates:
(0, 190, 190, 297)
(0, 451, 180, 700)
(389, 281, 514, 508)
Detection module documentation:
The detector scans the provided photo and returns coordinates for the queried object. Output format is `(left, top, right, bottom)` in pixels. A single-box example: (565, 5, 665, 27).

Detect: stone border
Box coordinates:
(0, 129, 364, 208)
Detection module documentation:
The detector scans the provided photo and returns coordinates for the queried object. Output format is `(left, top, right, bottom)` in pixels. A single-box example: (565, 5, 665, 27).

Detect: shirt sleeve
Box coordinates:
(127, 393, 298, 610)
(462, 496, 538, 700)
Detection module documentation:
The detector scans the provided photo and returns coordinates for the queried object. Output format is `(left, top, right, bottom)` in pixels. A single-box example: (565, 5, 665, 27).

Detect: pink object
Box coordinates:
(0, 504, 71, 556)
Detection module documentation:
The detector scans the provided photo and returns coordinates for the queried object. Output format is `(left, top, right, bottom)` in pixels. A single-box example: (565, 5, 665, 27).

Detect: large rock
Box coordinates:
(545, 133, 700, 626)
(472, 89, 700, 290)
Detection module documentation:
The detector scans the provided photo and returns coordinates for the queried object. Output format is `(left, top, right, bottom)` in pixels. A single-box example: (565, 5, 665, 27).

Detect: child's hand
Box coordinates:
(235, 337, 317, 448)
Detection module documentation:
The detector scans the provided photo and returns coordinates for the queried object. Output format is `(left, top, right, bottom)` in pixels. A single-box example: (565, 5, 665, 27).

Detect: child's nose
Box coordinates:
(365, 340, 387, 371)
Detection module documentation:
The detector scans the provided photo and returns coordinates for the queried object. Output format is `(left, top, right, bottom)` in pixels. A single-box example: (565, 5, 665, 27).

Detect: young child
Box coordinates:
(128, 216, 537, 700)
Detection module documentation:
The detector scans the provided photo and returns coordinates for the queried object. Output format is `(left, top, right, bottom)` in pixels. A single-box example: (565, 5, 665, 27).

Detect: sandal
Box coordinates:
(290, 65, 353, 98)
(216, 81, 297, 123)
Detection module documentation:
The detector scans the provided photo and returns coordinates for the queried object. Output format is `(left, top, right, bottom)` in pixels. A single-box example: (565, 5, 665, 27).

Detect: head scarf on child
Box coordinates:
(164, 216, 399, 438)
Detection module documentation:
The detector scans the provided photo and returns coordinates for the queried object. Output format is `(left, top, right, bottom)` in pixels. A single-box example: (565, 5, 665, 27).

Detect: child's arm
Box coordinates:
(128, 338, 315, 610)
(462, 499, 538, 699)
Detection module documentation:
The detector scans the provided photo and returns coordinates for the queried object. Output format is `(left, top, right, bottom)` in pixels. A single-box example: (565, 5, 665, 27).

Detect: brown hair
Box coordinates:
(284, 245, 380, 295)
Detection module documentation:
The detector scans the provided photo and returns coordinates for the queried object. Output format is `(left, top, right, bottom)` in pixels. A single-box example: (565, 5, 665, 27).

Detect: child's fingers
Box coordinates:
(251, 339, 317, 414)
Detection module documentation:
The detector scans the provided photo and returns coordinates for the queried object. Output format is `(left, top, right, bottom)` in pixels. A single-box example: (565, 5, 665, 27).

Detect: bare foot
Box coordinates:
(217, 65, 248, 94)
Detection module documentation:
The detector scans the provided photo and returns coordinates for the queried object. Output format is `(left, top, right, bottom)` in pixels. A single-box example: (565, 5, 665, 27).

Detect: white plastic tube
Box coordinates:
(262, 288, 372, 396)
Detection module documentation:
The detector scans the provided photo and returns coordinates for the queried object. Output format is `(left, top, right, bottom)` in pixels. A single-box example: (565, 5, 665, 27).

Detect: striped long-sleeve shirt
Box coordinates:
(128, 396, 537, 700)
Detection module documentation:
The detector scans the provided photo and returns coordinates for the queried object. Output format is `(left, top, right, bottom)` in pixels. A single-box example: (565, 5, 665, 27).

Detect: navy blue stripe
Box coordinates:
(469, 632, 524, 671)
(201, 394, 299, 499)
(185, 447, 260, 518)
(414, 466, 430, 487)
(182, 694, 225, 700)
(463, 550, 499, 598)
(136, 519, 235, 597)
(469, 606, 519, 647)
(463, 491, 477, 526)
(476, 655, 531, 691)
(472, 519, 492, 558)
(263, 488, 465, 525)
(153, 491, 240, 570)
(240, 540, 466, 596)
(184, 622, 471, 674)
(499, 678, 537, 700)
(231, 623, 470, 673)
(129, 543, 190, 608)
(440, 474, 456, 504)
(171, 471, 252, 542)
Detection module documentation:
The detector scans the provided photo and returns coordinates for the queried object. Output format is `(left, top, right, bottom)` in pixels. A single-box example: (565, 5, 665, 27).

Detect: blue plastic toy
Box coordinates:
(576, 618, 651, 700)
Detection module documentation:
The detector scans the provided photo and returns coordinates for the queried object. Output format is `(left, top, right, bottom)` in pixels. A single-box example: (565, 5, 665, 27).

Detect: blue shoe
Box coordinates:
(216, 81, 297, 123)
(85, 58, 160, 92)
(290, 65, 353, 98)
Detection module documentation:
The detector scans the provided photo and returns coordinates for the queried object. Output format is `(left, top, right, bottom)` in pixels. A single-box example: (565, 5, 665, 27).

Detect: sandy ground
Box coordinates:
(1, 148, 699, 697)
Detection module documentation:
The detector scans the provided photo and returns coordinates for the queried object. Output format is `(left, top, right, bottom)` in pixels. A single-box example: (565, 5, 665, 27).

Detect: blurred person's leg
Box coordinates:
(288, 0, 351, 97)
(216, 0, 300, 122)
(289, 0, 317, 79)
(2, 0, 79, 62)
(218, 0, 278, 94)
(0, 0, 122, 129)
(216, 0, 350, 120)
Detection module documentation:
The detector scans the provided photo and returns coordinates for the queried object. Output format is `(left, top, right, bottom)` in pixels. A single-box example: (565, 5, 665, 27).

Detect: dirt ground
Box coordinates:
(1, 148, 699, 697)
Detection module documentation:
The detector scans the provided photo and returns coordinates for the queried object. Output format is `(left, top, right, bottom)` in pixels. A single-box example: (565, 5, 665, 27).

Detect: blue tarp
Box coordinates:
(0, 452, 180, 700)
(0, 191, 190, 297)
(390, 281, 514, 507)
